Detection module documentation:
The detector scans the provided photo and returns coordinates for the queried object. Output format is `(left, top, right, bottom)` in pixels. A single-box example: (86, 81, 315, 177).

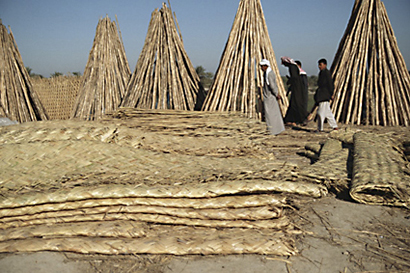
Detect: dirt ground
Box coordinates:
(0, 118, 409, 273)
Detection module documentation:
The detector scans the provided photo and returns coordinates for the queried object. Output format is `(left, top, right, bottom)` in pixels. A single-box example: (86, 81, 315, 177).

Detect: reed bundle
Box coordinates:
(0, 20, 48, 123)
(121, 3, 201, 110)
(331, 0, 410, 126)
(71, 16, 131, 120)
(201, 0, 287, 119)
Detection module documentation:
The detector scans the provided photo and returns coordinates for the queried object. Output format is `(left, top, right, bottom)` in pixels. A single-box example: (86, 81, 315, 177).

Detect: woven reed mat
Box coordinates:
(350, 132, 410, 208)
(0, 194, 287, 218)
(0, 205, 283, 226)
(298, 129, 410, 206)
(298, 137, 351, 194)
(0, 211, 290, 230)
(0, 110, 278, 159)
(0, 110, 328, 255)
(0, 138, 307, 195)
(0, 220, 147, 242)
(0, 224, 296, 256)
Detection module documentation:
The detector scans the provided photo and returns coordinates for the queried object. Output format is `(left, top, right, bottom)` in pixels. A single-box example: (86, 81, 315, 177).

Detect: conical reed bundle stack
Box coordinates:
(71, 16, 131, 120)
(201, 0, 287, 119)
(0, 20, 48, 123)
(331, 0, 410, 126)
(121, 3, 200, 110)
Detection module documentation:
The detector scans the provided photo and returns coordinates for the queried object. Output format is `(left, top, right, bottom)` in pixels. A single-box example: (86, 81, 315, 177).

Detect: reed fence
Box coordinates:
(32, 76, 82, 120)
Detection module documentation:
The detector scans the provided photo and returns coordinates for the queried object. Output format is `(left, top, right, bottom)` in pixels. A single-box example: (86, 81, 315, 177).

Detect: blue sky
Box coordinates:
(1, 0, 409, 77)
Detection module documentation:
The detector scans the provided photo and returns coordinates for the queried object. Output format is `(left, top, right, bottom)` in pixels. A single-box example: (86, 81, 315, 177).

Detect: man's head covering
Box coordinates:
(281, 56, 297, 66)
(260, 59, 273, 85)
(259, 59, 271, 67)
(295, 60, 307, 75)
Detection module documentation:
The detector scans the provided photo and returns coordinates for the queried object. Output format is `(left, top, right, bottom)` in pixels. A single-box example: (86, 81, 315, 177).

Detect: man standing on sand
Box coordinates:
(259, 59, 285, 135)
(313, 58, 338, 132)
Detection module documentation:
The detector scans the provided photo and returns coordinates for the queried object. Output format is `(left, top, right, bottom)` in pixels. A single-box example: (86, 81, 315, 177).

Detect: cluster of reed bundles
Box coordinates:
(0, 109, 330, 256)
(300, 128, 410, 208)
(5, 0, 410, 127)
(71, 3, 201, 121)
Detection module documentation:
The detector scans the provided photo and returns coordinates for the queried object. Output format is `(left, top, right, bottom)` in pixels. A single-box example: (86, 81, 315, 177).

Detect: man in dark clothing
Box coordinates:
(313, 58, 338, 132)
(295, 60, 309, 119)
(281, 56, 308, 126)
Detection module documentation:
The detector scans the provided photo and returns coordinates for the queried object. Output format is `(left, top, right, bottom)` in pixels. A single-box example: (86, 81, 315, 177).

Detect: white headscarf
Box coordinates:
(260, 59, 272, 86)
(280, 56, 297, 66)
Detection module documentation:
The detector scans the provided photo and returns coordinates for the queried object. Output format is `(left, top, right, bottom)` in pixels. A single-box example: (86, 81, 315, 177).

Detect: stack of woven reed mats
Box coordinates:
(298, 127, 410, 208)
(0, 109, 327, 256)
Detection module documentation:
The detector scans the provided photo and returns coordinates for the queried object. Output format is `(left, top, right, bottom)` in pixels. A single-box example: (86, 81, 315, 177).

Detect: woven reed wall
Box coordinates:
(32, 76, 83, 120)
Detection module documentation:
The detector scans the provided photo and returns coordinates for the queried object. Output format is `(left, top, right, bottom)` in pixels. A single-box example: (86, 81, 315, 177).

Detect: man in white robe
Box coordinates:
(260, 59, 285, 135)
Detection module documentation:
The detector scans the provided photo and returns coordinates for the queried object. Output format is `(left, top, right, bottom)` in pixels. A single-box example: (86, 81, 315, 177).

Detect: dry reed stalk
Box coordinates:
(331, 0, 410, 126)
(202, 0, 287, 119)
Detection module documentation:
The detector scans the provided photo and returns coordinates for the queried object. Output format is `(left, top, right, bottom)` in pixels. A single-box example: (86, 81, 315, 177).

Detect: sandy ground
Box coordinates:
(0, 120, 409, 273)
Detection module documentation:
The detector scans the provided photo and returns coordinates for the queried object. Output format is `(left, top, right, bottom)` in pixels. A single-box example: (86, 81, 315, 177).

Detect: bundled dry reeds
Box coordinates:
(121, 3, 201, 110)
(0, 20, 48, 123)
(331, 0, 410, 126)
(202, 0, 287, 119)
(71, 16, 131, 120)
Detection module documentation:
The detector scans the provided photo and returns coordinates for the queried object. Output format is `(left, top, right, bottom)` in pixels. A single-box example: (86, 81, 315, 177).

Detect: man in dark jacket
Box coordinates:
(295, 60, 309, 119)
(281, 57, 308, 126)
(313, 58, 338, 132)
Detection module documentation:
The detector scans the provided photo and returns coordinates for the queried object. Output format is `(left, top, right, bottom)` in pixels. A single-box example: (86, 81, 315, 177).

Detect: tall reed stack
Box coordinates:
(0, 20, 48, 123)
(71, 16, 131, 120)
(331, 0, 410, 126)
(121, 3, 201, 110)
(202, 0, 287, 119)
